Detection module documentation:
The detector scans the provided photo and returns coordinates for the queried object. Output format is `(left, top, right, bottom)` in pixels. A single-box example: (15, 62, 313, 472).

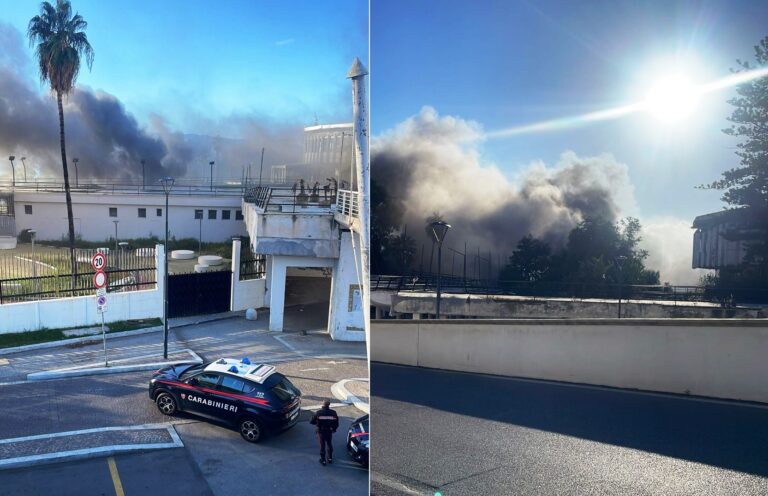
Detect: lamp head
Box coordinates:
(428, 220, 452, 244)
(159, 176, 175, 194)
(8, 156, 14, 161)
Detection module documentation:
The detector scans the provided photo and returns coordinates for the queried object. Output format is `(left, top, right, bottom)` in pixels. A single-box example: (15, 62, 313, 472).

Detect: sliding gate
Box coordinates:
(167, 270, 231, 318)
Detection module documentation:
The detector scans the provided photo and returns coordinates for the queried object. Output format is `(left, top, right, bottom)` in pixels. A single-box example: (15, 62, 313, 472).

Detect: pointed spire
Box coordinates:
(347, 57, 368, 79)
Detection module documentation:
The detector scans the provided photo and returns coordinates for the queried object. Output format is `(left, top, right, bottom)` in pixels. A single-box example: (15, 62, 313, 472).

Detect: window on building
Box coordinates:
(235, 209, 243, 220)
(24, 205, 32, 215)
(208, 209, 217, 220)
(194, 209, 203, 220)
(156, 208, 162, 217)
(222, 210, 231, 220)
(109, 207, 118, 217)
(138, 208, 147, 218)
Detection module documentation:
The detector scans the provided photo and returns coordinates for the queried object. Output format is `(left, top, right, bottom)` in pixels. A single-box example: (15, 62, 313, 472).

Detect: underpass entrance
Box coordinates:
(282, 267, 332, 331)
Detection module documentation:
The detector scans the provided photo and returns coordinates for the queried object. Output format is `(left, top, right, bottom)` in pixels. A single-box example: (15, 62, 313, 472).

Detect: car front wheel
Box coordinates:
(155, 392, 177, 416)
(239, 417, 263, 443)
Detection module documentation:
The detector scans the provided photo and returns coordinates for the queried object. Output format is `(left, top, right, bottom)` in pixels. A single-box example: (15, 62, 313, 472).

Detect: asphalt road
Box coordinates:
(0, 315, 368, 495)
(370, 362, 768, 496)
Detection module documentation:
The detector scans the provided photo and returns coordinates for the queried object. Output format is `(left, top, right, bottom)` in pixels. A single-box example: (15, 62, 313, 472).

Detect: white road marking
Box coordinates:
(302, 402, 348, 411)
(371, 472, 430, 495)
(299, 367, 329, 372)
(273, 335, 302, 354)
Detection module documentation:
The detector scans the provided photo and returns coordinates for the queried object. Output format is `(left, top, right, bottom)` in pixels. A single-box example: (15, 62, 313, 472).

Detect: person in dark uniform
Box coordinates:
(310, 399, 339, 465)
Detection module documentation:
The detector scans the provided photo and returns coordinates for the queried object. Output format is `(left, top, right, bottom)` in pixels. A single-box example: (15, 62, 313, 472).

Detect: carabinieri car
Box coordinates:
(149, 357, 301, 442)
(347, 414, 369, 467)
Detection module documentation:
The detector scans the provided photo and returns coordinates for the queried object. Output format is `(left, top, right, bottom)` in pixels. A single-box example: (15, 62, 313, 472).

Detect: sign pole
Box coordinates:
(102, 312, 107, 367)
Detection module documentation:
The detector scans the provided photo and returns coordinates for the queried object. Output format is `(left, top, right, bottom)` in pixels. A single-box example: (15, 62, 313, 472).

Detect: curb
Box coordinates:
(0, 423, 184, 471)
(0, 314, 239, 357)
(331, 377, 370, 414)
(26, 349, 203, 381)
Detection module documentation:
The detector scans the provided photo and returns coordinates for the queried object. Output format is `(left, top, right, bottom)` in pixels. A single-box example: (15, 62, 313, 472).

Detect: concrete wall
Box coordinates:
(379, 292, 762, 319)
(371, 319, 768, 404)
(0, 245, 165, 334)
(230, 239, 266, 312)
(327, 231, 366, 341)
(14, 191, 246, 242)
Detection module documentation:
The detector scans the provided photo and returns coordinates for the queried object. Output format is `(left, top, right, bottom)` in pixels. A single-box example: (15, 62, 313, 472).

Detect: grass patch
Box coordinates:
(108, 318, 162, 333)
(0, 318, 163, 349)
(0, 329, 66, 349)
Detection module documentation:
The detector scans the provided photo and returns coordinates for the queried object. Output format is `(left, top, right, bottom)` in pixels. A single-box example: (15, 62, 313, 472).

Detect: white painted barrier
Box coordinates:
(0, 245, 165, 334)
(230, 239, 266, 312)
(371, 319, 768, 404)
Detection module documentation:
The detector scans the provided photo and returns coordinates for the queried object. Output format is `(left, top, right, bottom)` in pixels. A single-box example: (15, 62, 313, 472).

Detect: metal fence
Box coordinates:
(0, 247, 156, 304)
(239, 254, 266, 280)
(371, 274, 768, 305)
(244, 184, 336, 213)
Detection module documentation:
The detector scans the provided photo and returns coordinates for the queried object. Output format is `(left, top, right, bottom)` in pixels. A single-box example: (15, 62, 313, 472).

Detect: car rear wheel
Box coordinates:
(156, 392, 177, 416)
(239, 417, 263, 443)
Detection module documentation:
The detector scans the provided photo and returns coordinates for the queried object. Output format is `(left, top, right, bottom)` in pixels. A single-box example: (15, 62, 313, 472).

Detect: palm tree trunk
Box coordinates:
(57, 90, 78, 293)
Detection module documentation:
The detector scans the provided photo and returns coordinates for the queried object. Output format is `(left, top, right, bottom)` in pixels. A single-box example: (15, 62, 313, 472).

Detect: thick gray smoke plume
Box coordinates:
(373, 106, 636, 253)
(0, 23, 302, 182)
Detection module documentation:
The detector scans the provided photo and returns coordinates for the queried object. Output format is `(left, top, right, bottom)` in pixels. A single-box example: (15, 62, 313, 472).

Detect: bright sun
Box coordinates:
(644, 74, 700, 123)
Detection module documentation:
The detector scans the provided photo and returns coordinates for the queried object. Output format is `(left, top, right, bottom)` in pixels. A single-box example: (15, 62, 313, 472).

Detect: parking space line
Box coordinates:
(107, 456, 125, 496)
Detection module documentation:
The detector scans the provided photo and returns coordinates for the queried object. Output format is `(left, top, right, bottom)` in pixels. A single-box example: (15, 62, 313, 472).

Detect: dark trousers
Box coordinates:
(317, 431, 333, 461)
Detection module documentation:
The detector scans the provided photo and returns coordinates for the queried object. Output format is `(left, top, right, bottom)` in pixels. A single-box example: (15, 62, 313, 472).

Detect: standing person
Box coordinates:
(310, 399, 339, 465)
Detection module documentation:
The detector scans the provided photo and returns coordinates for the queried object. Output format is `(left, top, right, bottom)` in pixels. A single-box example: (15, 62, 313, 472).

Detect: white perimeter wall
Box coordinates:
(0, 245, 165, 334)
(230, 239, 266, 312)
(371, 319, 768, 404)
(14, 192, 246, 242)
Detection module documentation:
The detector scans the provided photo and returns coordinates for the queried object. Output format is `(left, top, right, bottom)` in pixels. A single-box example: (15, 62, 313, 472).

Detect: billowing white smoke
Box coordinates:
(373, 106, 702, 284)
(373, 106, 634, 249)
(640, 217, 712, 285)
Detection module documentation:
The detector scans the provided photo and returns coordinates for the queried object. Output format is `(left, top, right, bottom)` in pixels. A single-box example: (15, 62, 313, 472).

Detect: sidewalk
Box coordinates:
(0, 308, 366, 384)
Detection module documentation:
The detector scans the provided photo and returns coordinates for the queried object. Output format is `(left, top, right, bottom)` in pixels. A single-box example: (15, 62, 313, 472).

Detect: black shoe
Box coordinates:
(320, 459, 326, 465)
(328, 458, 333, 464)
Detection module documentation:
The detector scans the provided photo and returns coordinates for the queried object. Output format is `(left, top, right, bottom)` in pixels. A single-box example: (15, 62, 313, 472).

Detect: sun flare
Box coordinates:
(643, 74, 700, 123)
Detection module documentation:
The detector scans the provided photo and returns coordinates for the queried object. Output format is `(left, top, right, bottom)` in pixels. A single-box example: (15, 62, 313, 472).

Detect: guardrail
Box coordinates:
(243, 185, 336, 213)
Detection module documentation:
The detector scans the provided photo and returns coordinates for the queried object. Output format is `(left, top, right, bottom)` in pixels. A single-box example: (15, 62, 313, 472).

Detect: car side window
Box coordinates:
(189, 373, 219, 388)
(219, 375, 246, 394)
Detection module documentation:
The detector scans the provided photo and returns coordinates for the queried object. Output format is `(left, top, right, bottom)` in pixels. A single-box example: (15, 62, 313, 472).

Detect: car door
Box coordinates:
(211, 375, 248, 421)
(182, 372, 222, 416)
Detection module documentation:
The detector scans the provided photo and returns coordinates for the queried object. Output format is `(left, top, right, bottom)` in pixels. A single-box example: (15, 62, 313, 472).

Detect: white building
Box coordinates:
(692, 209, 750, 269)
(8, 188, 247, 243)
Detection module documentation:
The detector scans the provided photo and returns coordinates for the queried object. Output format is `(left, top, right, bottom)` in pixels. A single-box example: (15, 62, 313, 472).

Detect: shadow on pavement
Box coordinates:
(371, 362, 768, 477)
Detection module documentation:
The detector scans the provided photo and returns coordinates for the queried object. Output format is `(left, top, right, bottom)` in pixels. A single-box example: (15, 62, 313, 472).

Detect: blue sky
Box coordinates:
(2, 0, 368, 130)
(371, 0, 768, 222)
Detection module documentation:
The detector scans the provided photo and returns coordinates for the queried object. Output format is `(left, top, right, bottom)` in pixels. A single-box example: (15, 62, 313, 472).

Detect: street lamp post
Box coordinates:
(198, 216, 203, 253)
(616, 255, 627, 319)
(112, 220, 119, 252)
(72, 158, 79, 187)
(428, 220, 452, 319)
(209, 161, 215, 191)
(8, 156, 15, 187)
(29, 229, 38, 291)
(20, 157, 27, 182)
(160, 177, 175, 359)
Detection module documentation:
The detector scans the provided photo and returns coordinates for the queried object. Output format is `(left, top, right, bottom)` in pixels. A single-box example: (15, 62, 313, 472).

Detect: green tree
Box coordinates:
(385, 229, 417, 276)
(499, 235, 552, 282)
(704, 36, 768, 284)
(28, 0, 94, 284)
(371, 178, 404, 274)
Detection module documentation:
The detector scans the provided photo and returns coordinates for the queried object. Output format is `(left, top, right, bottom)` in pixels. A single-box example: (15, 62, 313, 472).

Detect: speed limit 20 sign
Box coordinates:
(91, 252, 106, 271)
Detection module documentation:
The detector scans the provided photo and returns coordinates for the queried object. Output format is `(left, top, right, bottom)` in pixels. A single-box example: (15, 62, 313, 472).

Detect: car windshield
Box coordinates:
(179, 363, 204, 380)
(271, 376, 300, 402)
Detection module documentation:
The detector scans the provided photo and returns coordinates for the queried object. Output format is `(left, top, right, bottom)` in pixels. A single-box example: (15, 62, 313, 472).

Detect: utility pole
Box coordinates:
(258, 148, 265, 187)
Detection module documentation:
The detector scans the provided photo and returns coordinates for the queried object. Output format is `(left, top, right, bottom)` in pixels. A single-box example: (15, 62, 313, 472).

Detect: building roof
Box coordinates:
(303, 123, 352, 132)
(692, 208, 750, 228)
(204, 358, 277, 384)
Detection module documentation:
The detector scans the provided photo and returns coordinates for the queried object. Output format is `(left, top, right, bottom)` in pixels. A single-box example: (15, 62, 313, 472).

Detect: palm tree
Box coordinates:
(28, 0, 94, 287)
